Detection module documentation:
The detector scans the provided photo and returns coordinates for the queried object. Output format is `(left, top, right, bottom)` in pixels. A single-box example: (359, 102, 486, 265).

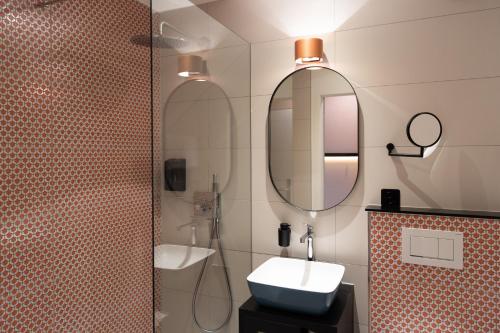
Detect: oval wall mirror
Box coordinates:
(268, 67, 359, 211)
(163, 80, 233, 202)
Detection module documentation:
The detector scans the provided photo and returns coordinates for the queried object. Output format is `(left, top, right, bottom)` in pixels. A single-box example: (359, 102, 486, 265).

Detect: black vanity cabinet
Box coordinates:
(239, 283, 354, 333)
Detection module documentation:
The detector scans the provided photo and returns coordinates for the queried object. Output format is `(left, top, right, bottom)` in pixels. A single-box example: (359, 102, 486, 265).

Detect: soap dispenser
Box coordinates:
(278, 223, 291, 247)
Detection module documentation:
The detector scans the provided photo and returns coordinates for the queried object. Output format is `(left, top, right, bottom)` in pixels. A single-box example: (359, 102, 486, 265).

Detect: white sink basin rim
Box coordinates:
(154, 244, 215, 270)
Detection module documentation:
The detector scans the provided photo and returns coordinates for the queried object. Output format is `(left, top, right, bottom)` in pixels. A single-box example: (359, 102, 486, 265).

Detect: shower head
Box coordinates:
(130, 21, 190, 49)
(130, 34, 188, 49)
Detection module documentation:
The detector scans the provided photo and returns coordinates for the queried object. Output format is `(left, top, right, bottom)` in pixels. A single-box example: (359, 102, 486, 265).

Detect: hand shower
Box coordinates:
(212, 174, 221, 239)
(192, 174, 233, 332)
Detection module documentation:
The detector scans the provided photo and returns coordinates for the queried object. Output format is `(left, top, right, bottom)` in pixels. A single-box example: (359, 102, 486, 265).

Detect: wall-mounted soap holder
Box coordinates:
(165, 159, 186, 191)
(387, 112, 442, 158)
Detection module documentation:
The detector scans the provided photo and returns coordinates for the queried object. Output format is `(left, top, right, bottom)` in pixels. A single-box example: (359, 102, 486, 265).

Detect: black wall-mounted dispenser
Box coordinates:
(381, 189, 400, 211)
(278, 223, 291, 247)
(164, 159, 186, 191)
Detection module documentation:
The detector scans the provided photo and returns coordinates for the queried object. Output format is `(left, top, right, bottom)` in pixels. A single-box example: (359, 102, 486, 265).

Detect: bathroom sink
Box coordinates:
(247, 257, 345, 315)
(154, 244, 215, 270)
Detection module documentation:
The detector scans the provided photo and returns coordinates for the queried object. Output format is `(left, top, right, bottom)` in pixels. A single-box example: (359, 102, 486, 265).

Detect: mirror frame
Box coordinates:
(267, 66, 360, 212)
(387, 112, 442, 158)
(406, 112, 442, 148)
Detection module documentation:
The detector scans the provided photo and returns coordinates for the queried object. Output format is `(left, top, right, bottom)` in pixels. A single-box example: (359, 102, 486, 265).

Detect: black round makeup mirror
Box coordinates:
(387, 112, 442, 158)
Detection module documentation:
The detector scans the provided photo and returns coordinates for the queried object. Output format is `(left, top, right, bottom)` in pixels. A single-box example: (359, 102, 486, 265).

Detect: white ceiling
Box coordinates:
(139, 0, 347, 43)
(137, 0, 218, 13)
(197, 0, 335, 43)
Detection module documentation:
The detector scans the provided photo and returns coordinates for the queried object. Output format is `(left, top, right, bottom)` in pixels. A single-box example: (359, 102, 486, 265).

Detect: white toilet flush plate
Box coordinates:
(402, 228, 463, 269)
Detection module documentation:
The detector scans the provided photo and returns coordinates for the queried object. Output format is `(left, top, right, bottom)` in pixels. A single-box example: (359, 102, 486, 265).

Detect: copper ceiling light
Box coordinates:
(295, 38, 323, 64)
(177, 55, 203, 78)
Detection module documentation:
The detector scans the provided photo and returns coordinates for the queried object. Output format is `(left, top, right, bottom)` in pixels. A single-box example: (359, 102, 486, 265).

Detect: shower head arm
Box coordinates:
(159, 21, 187, 39)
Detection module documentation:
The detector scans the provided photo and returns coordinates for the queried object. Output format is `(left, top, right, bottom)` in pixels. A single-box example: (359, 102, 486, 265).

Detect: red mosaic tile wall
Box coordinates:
(369, 212, 499, 333)
(1, 0, 154, 331)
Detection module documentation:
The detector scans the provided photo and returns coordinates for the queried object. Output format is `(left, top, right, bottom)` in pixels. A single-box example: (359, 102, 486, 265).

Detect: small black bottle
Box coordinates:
(278, 223, 291, 247)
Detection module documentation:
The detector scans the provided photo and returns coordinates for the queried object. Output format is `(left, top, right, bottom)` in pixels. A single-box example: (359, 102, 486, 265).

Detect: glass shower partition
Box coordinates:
(150, 1, 251, 332)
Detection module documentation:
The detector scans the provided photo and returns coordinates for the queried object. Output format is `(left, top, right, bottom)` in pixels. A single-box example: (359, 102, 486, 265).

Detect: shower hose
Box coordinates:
(192, 205, 233, 332)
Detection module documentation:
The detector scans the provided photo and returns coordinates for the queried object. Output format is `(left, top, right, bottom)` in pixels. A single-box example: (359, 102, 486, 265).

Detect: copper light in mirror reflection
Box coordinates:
(177, 54, 203, 78)
(295, 38, 323, 64)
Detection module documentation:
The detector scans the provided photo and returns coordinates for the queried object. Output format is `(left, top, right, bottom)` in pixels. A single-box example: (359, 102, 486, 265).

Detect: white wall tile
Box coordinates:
(159, 289, 241, 333)
(158, 289, 196, 333)
(354, 323, 369, 333)
(199, 0, 335, 43)
(229, 97, 251, 149)
(335, 0, 500, 31)
(336, 205, 369, 266)
(251, 33, 335, 96)
(158, 260, 201, 295)
(209, 99, 233, 149)
(220, 199, 251, 252)
(209, 148, 251, 200)
(251, 252, 274, 270)
(342, 264, 369, 326)
(250, 95, 271, 149)
(251, 148, 285, 203)
(158, 248, 251, 303)
(162, 149, 210, 199)
(160, 194, 211, 248)
(341, 146, 500, 211)
(163, 100, 210, 150)
(336, 8, 500, 87)
(206, 44, 251, 98)
(358, 77, 500, 148)
(202, 246, 252, 302)
(160, 44, 250, 105)
(252, 200, 335, 261)
(292, 119, 311, 150)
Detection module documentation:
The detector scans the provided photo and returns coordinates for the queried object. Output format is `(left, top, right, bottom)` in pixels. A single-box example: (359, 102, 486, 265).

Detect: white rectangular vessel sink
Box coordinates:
(247, 257, 345, 315)
(154, 244, 215, 270)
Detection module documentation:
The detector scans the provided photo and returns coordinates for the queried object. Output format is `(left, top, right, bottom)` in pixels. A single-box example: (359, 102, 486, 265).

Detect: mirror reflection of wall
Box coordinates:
(269, 67, 359, 211)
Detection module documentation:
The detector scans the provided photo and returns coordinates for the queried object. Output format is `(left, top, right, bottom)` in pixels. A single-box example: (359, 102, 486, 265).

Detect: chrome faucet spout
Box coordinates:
(300, 224, 314, 261)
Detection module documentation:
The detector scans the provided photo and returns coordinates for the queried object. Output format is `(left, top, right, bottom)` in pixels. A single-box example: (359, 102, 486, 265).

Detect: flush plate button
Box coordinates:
(402, 228, 463, 269)
(410, 236, 438, 258)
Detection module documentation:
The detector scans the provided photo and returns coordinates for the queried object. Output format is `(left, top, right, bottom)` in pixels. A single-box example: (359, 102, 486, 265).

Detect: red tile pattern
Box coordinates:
(369, 212, 499, 333)
(1, 0, 154, 331)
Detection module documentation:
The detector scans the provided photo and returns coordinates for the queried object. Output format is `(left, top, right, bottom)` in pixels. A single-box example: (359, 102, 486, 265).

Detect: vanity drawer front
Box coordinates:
(239, 315, 302, 333)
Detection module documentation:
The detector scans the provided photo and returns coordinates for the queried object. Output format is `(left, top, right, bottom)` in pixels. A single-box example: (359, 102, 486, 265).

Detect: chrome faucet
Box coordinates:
(299, 224, 314, 261)
(177, 221, 199, 245)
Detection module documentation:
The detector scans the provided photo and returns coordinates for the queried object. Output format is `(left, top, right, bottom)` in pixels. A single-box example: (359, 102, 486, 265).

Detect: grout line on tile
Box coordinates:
(250, 75, 500, 97)
(355, 75, 500, 90)
(335, 6, 500, 33)
(159, 42, 250, 59)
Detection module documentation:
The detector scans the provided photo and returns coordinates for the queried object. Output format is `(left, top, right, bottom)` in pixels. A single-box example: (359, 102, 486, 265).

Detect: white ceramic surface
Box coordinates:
(247, 257, 344, 294)
(154, 244, 215, 270)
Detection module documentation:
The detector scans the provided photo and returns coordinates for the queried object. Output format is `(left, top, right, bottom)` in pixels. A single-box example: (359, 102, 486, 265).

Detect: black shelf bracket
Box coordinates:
(386, 143, 424, 158)
(386, 112, 442, 158)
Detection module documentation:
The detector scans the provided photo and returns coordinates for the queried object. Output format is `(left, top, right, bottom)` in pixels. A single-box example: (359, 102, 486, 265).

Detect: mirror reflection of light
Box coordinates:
(423, 139, 440, 158)
(178, 71, 192, 77)
(306, 66, 323, 71)
(324, 156, 358, 162)
(296, 56, 321, 64)
(309, 211, 317, 219)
